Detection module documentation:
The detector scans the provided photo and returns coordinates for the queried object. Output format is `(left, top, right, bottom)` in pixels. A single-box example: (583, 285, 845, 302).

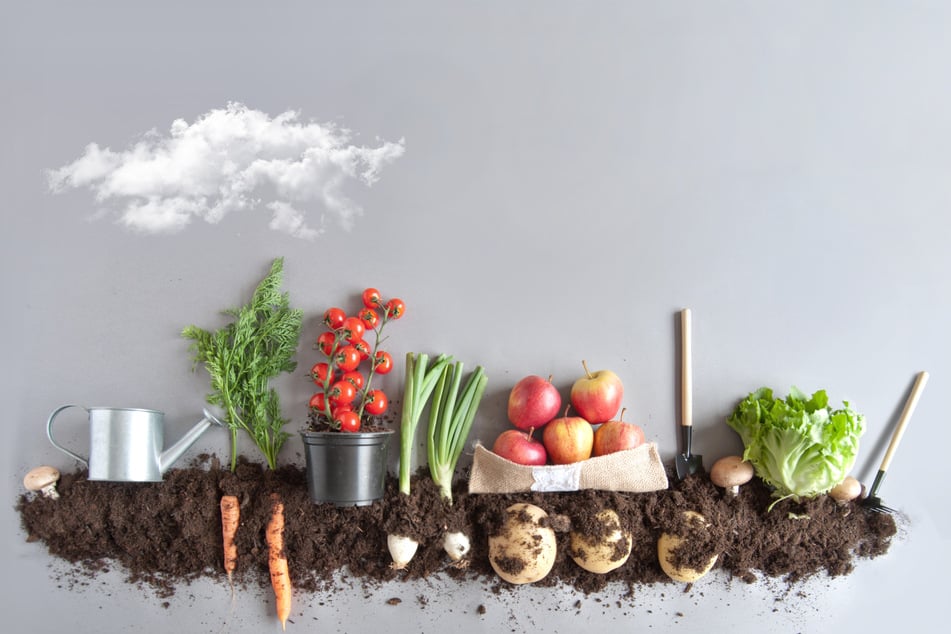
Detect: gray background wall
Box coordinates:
(3, 1, 949, 632)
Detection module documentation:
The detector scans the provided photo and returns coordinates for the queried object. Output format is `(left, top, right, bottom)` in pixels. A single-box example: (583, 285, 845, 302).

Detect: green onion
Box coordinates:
(399, 352, 453, 495)
(427, 361, 488, 504)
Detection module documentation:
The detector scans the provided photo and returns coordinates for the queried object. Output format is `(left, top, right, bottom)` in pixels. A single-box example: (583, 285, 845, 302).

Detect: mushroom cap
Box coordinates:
(23, 465, 61, 492)
(709, 455, 754, 489)
(828, 475, 862, 502)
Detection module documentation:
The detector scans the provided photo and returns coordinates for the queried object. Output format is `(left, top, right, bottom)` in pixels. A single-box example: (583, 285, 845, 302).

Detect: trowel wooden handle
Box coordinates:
(681, 308, 692, 428)
(879, 371, 928, 473)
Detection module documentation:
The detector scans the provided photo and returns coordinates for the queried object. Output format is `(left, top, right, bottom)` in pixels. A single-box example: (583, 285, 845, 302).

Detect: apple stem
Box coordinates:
(619, 407, 626, 422)
(527, 427, 535, 440)
(547, 374, 553, 383)
(581, 359, 593, 379)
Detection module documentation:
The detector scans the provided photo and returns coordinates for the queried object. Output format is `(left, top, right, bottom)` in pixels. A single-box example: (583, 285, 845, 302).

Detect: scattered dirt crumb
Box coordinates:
(15, 459, 899, 603)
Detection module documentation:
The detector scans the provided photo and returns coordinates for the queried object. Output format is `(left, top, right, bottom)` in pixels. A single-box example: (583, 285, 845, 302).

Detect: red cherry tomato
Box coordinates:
(331, 403, 352, 419)
(336, 410, 361, 433)
(364, 389, 388, 416)
(385, 298, 405, 319)
(311, 362, 332, 385)
(353, 339, 372, 361)
(358, 307, 380, 330)
(362, 288, 382, 309)
(342, 370, 365, 390)
(335, 345, 361, 371)
(316, 331, 336, 356)
(373, 350, 394, 375)
(329, 379, 357, 404)
(308, 392, 327, 411)
(323, 307, 346, 330)
(341, 316, 366, 344)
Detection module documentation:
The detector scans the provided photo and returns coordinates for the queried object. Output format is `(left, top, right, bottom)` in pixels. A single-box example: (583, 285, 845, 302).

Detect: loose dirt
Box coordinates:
(16, 455, 897, 602)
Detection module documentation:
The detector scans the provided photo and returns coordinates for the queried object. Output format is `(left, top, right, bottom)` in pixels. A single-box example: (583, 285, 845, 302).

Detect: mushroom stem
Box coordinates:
(828, 476, 862, 505)
(23, 466, 61, 500)
(709, 456, 754, 498)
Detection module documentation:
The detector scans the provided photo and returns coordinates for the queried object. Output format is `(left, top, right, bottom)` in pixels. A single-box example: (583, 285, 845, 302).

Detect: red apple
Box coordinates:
(507, 374, 562, 430)
(592, 412, 645, 456)
(542, 414, 594, 464)
(569, 360, 623, 424)
(492, 429, 548, 466)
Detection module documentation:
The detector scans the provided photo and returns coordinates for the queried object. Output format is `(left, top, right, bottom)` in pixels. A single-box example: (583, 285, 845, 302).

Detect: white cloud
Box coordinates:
(267, 201, 323, 240)
(48, 103, 405, 239)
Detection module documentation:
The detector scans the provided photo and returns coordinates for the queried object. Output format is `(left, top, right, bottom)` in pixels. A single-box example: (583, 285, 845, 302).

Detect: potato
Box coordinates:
(488, 503, 557, 584)
(569, 509, 632, 574)
(657, 510, 718, 583)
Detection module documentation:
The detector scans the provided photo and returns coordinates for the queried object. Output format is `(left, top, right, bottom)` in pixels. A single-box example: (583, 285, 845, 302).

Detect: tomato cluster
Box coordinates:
(309, 287, 405, 432)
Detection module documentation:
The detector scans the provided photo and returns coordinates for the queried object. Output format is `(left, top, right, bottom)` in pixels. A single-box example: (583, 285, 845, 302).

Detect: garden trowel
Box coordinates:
(675, 308, 703, 479)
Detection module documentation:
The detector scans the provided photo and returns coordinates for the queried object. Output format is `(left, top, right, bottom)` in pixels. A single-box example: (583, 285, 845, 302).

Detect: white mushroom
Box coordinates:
(828, 476, 862, 505)
(709, 455, 754, 497)
(23, 466, 61, 499)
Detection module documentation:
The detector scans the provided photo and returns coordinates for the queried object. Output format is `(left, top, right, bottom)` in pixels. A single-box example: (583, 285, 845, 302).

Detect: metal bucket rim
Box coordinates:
(87, 406, 165, 415)
(300, 428, 393, 447)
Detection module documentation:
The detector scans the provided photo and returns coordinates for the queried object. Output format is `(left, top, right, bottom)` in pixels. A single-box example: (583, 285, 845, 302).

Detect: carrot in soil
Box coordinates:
(220, 495, 239, 585)
(267, 493, 291, 630)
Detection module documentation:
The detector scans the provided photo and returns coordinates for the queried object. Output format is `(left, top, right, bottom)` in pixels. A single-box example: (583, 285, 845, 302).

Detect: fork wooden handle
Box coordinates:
(879, 371, 929, 473)
(681, 308, 692, 429)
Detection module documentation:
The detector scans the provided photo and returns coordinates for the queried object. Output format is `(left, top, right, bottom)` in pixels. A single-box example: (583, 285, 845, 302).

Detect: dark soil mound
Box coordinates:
(16, 455, 897, 600)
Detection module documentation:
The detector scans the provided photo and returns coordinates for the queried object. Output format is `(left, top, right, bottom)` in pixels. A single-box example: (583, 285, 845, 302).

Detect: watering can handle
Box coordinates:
(46, 404, 89, 466)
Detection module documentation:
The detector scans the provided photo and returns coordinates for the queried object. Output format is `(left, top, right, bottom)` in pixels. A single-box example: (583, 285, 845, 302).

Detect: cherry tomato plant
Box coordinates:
(309, 287, 405, 432)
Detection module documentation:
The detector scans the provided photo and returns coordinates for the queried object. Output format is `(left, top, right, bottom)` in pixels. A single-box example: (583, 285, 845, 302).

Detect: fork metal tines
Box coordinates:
(861, 499, 896, 514)
(860, 471, 894, 514)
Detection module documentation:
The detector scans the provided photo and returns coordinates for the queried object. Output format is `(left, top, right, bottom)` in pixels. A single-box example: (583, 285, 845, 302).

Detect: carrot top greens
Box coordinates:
(183, 257, 303, 470)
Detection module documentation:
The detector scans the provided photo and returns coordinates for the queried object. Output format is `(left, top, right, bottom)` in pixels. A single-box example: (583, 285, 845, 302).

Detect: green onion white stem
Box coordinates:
(389, 351, 453, 570)
(442, 530, 471, 563)
(386, 534, 419, 570)
(427, 362, 488, 503)
(426, 361, 487, 563)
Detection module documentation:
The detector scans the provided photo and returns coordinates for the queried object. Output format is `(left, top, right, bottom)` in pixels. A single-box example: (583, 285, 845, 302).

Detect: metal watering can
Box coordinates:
(46, 405, 225, 482)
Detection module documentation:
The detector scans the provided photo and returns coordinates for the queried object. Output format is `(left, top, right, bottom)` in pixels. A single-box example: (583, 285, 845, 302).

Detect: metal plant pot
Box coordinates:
(300, 428, 394, 506)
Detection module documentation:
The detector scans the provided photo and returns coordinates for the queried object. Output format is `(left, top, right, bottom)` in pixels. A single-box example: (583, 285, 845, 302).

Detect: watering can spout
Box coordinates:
(159, 407, 226, 474)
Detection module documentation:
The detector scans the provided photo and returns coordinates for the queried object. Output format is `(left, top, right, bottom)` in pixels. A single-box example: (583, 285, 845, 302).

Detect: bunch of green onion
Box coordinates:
(388, 352, 487, 568)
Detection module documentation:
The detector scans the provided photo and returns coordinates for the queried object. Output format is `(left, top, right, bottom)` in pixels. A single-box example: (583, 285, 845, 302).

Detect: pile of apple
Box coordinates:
(493, 360, 646, 465)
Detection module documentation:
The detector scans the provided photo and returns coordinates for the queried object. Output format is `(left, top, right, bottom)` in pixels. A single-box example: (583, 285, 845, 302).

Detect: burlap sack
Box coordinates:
(467, 442, 669, 494)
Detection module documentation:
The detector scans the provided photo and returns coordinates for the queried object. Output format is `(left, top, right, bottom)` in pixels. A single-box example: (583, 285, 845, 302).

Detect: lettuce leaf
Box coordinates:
(726, 387, 865, 504)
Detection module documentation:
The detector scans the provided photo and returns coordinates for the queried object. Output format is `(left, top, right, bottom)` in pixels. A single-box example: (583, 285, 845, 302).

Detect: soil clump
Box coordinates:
(16, 455, 897, 599)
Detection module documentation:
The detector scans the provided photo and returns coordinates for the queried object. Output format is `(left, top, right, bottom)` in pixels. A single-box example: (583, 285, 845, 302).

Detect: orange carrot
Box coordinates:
(267, 493, 291, 630)
(220, 495, 239, 583)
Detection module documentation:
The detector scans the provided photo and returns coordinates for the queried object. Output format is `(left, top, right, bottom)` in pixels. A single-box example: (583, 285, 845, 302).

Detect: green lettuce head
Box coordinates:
(726, 387, 865, 506)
